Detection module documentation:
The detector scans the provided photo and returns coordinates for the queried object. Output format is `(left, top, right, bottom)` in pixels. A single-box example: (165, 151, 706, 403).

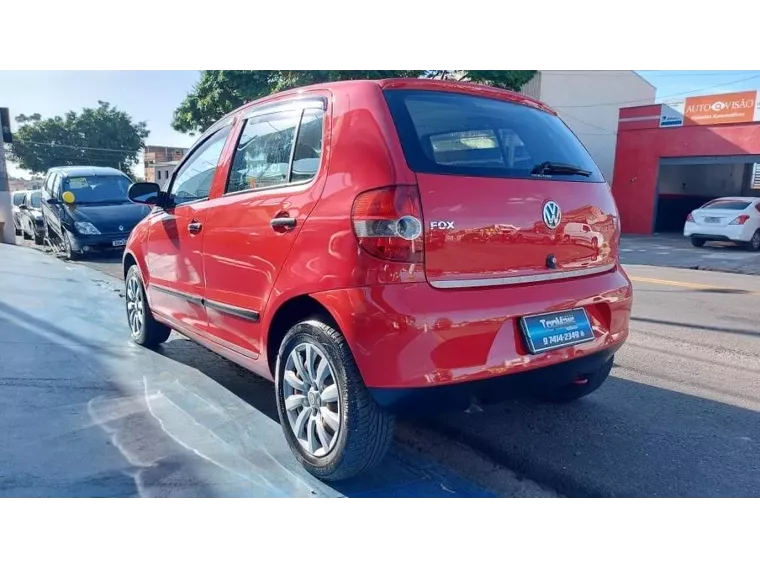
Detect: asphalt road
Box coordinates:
(14, 236, 760, 496)
(620, 233, 760, 275)
(428, 265, 760, 497)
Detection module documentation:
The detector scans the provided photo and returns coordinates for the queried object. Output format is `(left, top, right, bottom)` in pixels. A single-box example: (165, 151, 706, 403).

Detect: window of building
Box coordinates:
(157, 170, 161, 181)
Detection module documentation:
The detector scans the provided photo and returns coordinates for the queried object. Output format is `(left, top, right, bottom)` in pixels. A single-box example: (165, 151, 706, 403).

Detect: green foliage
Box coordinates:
(8, 101, 149, 176)
(172, 71, 424, 135)
(172, 70, 537, 135)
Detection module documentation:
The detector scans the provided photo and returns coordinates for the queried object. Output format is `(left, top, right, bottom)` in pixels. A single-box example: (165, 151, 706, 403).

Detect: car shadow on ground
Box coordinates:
(154, 336, 496, 497)
(422, 371, 760, 497)
(0, 299, 219, 497)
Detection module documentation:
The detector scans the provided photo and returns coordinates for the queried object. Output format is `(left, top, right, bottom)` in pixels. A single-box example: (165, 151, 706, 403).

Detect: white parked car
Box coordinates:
(684, 197, 760, 251)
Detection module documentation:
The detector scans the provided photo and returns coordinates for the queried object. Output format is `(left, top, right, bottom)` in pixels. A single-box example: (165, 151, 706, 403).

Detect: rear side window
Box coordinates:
(384, 89, 604, 182)
(701, 200, 751, 211)
(226, 108, 325, 194)
(12, 193, 25, 206)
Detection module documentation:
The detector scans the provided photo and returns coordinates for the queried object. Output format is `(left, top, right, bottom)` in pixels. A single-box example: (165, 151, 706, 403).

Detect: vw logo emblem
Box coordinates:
(118, 225, 124, 231)
(542, 201, 561, 230)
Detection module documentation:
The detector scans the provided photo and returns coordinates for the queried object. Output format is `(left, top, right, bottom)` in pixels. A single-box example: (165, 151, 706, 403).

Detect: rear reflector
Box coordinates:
(352, 185, 424, 263)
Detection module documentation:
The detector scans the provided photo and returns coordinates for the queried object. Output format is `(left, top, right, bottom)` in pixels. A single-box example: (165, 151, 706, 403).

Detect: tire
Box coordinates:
(125, 265, 171, 348)
(535, 356, 614, 403)
(15, 226, 22, 237)
(690, 237, 706, 248)
(22, 229, 32, 240)
(745, 230, 760, 252)
(34, 234, 44, 246)
(62, 230, 80, 260)
(275, 320, 395, 481)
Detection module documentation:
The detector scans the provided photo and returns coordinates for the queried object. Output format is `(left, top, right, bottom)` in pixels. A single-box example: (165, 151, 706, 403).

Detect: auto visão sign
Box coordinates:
(659, 90, 760, 128)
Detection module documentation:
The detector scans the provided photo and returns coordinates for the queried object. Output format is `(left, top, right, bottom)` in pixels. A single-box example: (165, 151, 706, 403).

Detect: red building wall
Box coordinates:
(611, 104, 760, 234)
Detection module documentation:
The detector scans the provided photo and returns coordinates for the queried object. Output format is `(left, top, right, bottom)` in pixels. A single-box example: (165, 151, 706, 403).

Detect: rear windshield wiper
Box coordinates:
(531, 161, 592, 177)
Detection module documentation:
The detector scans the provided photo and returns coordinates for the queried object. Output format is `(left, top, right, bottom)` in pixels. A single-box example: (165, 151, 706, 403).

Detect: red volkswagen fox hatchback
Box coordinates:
(123, 79, 632, 481)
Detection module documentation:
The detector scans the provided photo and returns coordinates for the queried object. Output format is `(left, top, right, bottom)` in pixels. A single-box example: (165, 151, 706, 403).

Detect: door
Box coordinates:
(202, 103, 327, 358)
(42, 173, 64, 239)
(145, 124, 233, 334)
(383, 88, 619, 288)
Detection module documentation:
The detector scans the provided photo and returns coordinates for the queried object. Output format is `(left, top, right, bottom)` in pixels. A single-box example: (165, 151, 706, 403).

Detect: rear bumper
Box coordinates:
(684, 222, 752, 242)
(312, 263, 632, 396)
(370, 345, 620, 413)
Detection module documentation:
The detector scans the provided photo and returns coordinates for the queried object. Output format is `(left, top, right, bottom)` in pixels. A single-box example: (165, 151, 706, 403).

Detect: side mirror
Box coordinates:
(128, 182, 161, 205)
(19, 204, 28, 210)
(46, 197, 61, 205)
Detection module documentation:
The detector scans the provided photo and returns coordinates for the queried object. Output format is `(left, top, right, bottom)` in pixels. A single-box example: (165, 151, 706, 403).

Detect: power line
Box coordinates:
(18, 141, 139, 154)
(553, 73, 760, 109)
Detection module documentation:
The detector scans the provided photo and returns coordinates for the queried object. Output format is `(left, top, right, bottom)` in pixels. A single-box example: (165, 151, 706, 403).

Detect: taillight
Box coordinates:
(352, 185, 424, 263)
(729, 215, 750, 225)
(686, 213, 695, 222)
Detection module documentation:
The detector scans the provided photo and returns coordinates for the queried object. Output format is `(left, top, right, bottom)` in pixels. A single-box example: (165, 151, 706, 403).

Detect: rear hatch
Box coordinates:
(691, 199, 753, 227)
(383, 88, 619, 288)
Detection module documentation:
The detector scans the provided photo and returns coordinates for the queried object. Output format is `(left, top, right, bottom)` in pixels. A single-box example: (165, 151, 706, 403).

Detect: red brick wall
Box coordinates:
(612, 106, 760, 234)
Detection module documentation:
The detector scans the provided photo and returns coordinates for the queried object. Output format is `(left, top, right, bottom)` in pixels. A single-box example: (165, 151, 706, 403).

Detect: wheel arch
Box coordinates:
(265, 294, 343, 378)
(123, 251, 138, 280)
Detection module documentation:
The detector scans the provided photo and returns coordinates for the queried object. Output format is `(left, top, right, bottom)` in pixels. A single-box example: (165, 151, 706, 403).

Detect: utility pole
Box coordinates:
(0, 107, 16, 244)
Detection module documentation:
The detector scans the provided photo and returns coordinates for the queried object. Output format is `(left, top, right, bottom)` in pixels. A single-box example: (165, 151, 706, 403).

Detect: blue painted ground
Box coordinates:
(0, 244, 492, 498)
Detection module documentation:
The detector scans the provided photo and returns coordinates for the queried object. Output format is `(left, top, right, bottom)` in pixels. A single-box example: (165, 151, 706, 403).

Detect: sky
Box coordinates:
(0, 71, 201, 179)
(2, 70, 760, 179)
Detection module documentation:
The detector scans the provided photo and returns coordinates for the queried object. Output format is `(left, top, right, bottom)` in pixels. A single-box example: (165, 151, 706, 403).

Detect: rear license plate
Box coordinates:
(520, 308, 595, 354)
(704, 217, 721, 223)
(112, 239, 127, 247)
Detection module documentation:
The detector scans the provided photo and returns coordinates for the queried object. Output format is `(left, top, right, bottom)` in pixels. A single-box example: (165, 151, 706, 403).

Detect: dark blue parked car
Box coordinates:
(40, 166, 151, 259)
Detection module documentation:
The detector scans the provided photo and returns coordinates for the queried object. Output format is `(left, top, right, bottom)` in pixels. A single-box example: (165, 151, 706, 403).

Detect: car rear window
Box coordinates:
(383, 89, 604, 182)
(701, 200, 751, 210)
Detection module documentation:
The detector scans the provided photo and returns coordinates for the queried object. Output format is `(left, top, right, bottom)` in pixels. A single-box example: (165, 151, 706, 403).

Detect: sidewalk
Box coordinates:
(0, 244, 495, 497)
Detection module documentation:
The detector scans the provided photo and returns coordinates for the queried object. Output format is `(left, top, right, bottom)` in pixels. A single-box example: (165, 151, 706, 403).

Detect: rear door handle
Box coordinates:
(270, 217, 297, 229)
(188, 221, 203, 234)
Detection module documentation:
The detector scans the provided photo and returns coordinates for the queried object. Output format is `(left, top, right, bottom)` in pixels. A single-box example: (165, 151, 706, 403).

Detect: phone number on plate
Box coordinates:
(542, 330, 587, 346)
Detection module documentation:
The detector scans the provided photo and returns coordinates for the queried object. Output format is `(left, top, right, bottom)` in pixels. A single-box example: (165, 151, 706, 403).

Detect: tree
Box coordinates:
(424, 70, 537, 90)
(9, 101, 149, 177)
(172, 70, 536, 135)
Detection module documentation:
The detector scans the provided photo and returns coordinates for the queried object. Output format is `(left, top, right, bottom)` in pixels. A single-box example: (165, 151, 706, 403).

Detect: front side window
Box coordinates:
(13, 192, 25, 206)
(61, 175, 131, 204)
(170, 125, 232, 206)
(384, 89, 604, 182)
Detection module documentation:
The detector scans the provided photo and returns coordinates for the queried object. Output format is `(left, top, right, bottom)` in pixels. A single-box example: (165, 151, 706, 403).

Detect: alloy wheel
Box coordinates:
(282, 342, 341, 457)
(126, 275, 145, 337)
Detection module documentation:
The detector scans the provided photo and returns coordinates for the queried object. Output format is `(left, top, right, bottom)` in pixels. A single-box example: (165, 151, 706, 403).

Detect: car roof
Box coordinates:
(47, 166, 127, 178)
(205, 77, 555, 138)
